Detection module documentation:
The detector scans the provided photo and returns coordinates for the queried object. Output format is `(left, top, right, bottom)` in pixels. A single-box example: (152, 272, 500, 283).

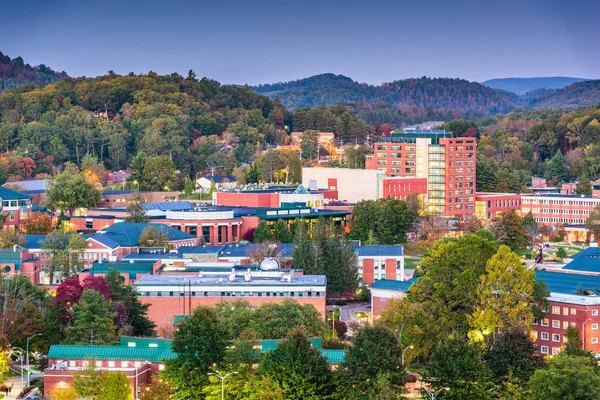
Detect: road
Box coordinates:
(3, 363, 43, 399)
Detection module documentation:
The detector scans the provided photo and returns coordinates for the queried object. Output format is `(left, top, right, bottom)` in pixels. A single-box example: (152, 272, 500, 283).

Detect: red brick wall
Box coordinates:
(215, 192, 280, 208)
(363, 259, 375, 285)
(385, 258, 397, 280)
(440, 138, 476, 216)
(141, 296, 327, 328)
(382, 178, 427, 200)
(372, 295, 390, 318)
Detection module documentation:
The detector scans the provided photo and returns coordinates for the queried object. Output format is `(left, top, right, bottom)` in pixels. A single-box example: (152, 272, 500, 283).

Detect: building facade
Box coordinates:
(475, 192, 522, 221)
(365, 130, 476, 217)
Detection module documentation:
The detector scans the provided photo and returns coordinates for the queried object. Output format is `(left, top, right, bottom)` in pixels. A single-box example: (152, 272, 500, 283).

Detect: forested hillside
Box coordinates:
(532, 80, 600, 109)
(0, 52, 68, 91)
(0, 71, 374, 184)
(482, 77, 588, 95)
(253, 74, 515, 116)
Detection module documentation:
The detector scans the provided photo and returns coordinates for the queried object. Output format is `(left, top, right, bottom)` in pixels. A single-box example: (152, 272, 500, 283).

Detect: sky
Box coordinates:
(2, 0, 599, 85)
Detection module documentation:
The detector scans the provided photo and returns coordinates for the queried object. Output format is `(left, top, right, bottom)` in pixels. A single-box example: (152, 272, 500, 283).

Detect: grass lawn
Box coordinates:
(405, 256, 422, 269)
(354, 311, 370, 319)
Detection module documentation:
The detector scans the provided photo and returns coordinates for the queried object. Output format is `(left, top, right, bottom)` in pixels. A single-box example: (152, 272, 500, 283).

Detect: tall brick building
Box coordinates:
(366, 129, 476, 217)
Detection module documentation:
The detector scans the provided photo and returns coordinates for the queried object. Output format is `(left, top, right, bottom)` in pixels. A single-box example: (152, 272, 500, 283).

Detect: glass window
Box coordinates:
(552, 334, 560, 342)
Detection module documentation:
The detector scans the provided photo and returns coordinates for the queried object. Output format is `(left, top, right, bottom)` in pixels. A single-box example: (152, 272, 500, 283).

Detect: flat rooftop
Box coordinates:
(133, 273, 326, 287)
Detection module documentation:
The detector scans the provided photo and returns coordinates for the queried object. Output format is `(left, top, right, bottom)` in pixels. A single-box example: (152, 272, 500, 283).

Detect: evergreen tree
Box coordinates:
(273, 219, 293, 243)
(291, 219, 316, 273)
(545, 149, 567, 184)
(485, 328, 543, 384)
(163, 306, 230, 399)
(563, 326, 594, 360)
(336, 325, 406, 399)
(576, 174, 593, 195)
(252, 221, 273, 243)
(259, 331, 334, 400)
(522, 211, 538, 239)
(66, 289, 117, 345)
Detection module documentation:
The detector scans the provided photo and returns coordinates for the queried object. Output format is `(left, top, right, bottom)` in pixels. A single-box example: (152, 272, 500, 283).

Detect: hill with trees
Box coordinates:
(0, 51, 68, 91)
(482, 76, 589, 95)
(532, 80, 600, 109)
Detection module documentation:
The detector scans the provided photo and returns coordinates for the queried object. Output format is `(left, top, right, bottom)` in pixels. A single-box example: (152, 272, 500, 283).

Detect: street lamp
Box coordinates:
(124, 361, 150, 400)
(422, 386, 449, 400)
(401, 345, 414, 366)
(9, 347, 25, 388)
(207, 370, 238, 400)
(26, 333, 41, 386)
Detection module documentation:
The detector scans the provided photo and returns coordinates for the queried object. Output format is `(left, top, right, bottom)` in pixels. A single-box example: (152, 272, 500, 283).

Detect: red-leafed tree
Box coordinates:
(82, 276, 112, 301)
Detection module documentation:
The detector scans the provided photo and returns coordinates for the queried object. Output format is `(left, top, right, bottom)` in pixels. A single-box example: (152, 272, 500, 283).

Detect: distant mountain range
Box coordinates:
(481, 77, 588, 95)
(0, 51, 68, 91)
(252, 73, 600, 116)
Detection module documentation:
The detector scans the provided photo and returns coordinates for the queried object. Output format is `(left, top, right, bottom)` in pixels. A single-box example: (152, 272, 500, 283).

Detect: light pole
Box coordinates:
(124, 361, 150, 400)
(26, 333, 41, 386)
(422, 386, 448, 400)
(401, 345, 414, 366)
(207, 370, 238, 400)
(10, 347, 25, 388)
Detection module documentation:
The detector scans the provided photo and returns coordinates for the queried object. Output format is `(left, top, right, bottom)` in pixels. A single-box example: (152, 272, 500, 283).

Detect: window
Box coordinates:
(108, 361, 115, 368)
(552, 320, 560, 328)
(563, 307, 569, 316)
(593, 324, 599, 331)
(571, 308, 577, 315)
(593, 309, 599, 316)
(593, 338, 599, 344)
(552, 307, 560, 316)
(541, 332, 549, 340)
(552, 334, 560, 342)
(563, 321, 569, 329)
(540, 346, 549, 354)
(552, 347, 560, 355)
(541, 318, 549, 327)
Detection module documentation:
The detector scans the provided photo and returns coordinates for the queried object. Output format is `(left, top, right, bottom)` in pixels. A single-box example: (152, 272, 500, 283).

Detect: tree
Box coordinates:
(273, 219, 293, 243)
(336, 325, 406, 399)
(0, 346, 8, 386)
(141, 155, 177, 191)
(408, 234, 499, 356)
(252, 221, 273, 243)
(585, 204, 600, 240)
(105, 269, 156, 337)
(139, 380, 174, 400)
(545, 149, 567, 184)
(300, 130, 319, 160)
(563, 326, 594, 359)
(125, 193, 148, 223)
(468, 246, 537, 341)
(259, 331, 334, 400)
(47, 163, 102, 215)
(20, 211, 53, 234)
(529, 355, 600, 400)
(163, 306, 230, 400)
(378, 297, 423, 355)
(485, 328, 543, 384)
(522, 211, 538, 240)
(556, 247, 568, 262)
(576, 174, 593, 195)
(48, 386, 78, 400)
(490, 209, 531, 250)
(72, 361, 103, 397)
(291, 219, 315, 272)
(65, 289, 117, 345)
(0, 228, 25, 248)
(349, 199, 415, 245)
(424, 337, 492, 400)
(138, 226, 172, 249)
(97, 371, 132, 400)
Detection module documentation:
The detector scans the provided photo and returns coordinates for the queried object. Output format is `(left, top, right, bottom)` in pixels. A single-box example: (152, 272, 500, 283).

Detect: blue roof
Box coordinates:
(122, 252, 184, 261)
(564, 247, 600, 272)
(215, 243, 294, 258)
(99, 222, 195, 247)
(89, 261, 157, 279)
(370, 278, 416, 291)
(23, 234, 49, 249)
(102, 190, 134, 195)
(178, 245, 223, 254)
(536, 270, 600, 295)
(0, 187, 31, 200)
(84, 234, 121, 249)
(354, 245, 404, 257)
(142, 201, 193, 212)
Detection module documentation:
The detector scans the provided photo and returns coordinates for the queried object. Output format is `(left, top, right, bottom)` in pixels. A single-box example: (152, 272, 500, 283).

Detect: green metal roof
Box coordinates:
(172, 315, 190, 327)
(47, 345, 176, 362)
(119, 337, 172, 348)
(320, 349, 346, 364)
(0, 187, 31, 200)
(100, 222, 195, 247)
(261, 338, 323, 351)
(89, 261, 156, 279)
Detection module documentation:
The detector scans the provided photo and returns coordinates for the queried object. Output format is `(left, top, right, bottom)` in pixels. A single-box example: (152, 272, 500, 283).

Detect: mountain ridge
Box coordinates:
(482, 76, 589, 95)
(0, 51, 69, 91)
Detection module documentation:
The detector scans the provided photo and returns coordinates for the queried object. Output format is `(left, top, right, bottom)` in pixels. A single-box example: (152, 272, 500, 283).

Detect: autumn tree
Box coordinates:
(490, 209, 531, 250)
(585, 204, 600, 240)
(47, 163, 102, 215)
(125, 192, 148, 223)
(468, 246, 537, 342)
(0, 228, 25, 248)
(0, 346, 8, 386)
(20, 211, 53, 234)
(138, 225, 172, 249)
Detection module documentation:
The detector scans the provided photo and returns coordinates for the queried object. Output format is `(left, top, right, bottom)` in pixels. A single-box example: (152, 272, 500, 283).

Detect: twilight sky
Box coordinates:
(2, 0, 599, 85)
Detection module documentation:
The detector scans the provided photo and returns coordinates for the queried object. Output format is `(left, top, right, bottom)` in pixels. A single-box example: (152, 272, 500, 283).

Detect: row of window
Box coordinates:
(524, 199, 600, 206)
(536, 208, 591, 215)
(448, 204, 474, 211)
(449, 190, 474, 196)
(448, 153, 475, 159)
(448, 161, 475, 167)
(534, 217, 587, 224)
(56, 360, 165, 370)
(139, 290, 323, 298)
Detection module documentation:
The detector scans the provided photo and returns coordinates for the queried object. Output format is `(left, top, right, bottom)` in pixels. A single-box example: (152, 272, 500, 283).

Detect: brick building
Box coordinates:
(365, 129, 476, 217)
(475, 192, 522, 221)
(356, 245, 406, 285)
(370, 279, 415, 318)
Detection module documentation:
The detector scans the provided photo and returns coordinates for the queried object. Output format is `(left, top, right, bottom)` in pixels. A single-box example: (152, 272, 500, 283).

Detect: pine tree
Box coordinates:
(274, 219, 293, 243)
(253, 221, 273, 243)
(292, 219, 316, 273)
(66, 289, 117, 345)
(576, 174, 593, 195)
(545, 150, 567, 184)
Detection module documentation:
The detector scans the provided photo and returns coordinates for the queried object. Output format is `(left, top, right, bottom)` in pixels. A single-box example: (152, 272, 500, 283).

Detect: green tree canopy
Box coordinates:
(576, 174, 593, 195)
(65, 289, 117, 345)
(259, 331, 334, 400)
(485, 328, 543, 384)
(141, 155, 177, 191)
(47, 163, 102, 215)
(491, 209, 531, 250)
(349, 199, 415, 245)
(529, 355, 600, 400)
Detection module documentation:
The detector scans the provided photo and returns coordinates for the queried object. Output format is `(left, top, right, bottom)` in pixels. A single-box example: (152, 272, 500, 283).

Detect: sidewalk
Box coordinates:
(3, 376, 25, 399)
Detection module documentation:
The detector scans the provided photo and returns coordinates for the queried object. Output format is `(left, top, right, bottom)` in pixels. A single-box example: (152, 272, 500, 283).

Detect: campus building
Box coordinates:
(475, 192, 522, 221)
(0, 186, 33, 229)
(365, 129, 476, 217)
(370, 279, 416, 318)
(133, 260, 327, 327)
(356, 245, 406, 285)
